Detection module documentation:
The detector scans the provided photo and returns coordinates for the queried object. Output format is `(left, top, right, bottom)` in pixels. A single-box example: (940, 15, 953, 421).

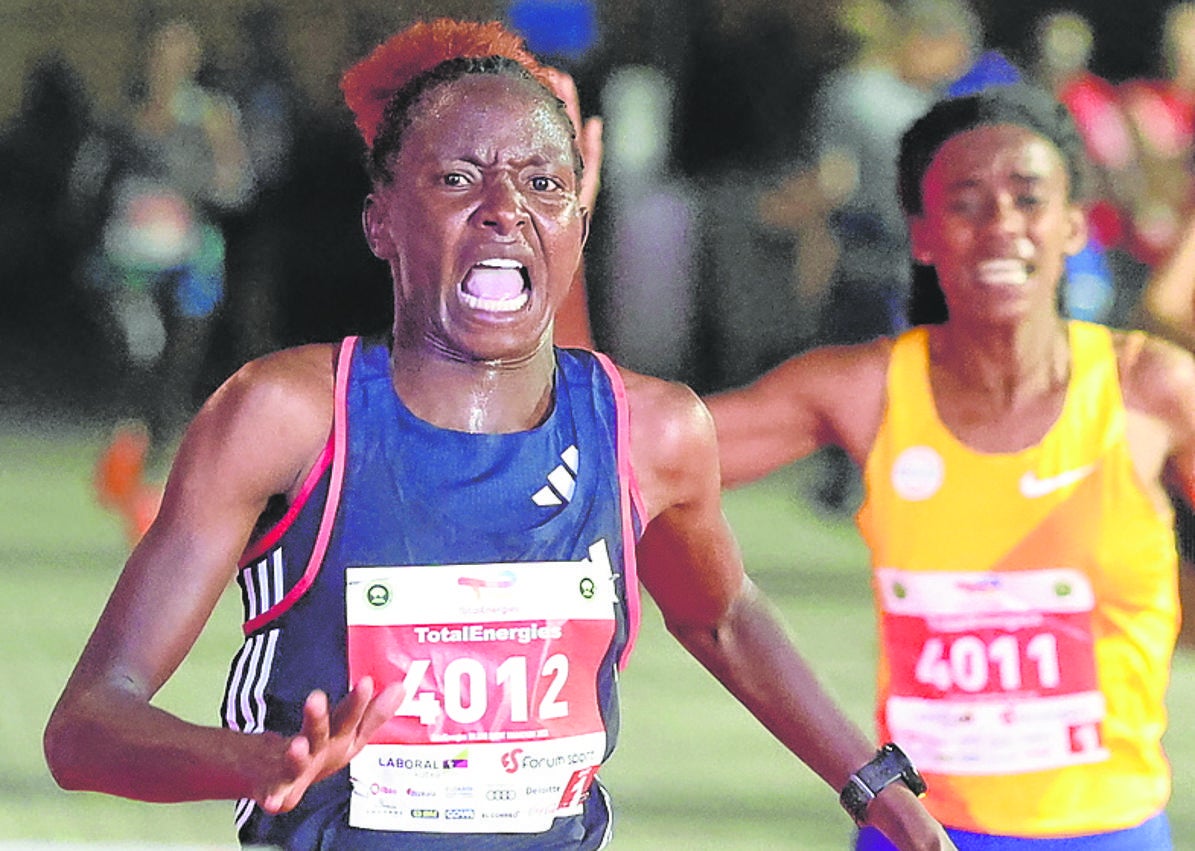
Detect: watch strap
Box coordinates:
(839, 743, 927, 826)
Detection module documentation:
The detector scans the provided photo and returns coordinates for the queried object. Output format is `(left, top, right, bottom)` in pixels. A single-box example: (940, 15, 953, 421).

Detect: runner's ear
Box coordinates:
(1063, 202, 1088, 258)
(908, 215, 933, 265)
(363, 195, 390, 260)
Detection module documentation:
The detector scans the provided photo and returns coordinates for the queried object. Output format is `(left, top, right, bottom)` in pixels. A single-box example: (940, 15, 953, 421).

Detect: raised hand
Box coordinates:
(257, 676, 405, 814)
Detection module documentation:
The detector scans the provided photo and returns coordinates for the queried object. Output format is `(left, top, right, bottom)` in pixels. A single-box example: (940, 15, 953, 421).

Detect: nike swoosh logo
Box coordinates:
(1018, 464, 1096, 498)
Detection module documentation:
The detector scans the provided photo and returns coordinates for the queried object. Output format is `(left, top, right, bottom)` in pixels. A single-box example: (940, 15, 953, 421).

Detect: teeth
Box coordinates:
(476, 258, 522, 269)
(460, 290, 529, 312)
(976, 259, 1029, 286)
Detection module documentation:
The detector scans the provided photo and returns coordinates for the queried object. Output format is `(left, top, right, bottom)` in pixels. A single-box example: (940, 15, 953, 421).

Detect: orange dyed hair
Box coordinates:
(341, 18, 553, 149)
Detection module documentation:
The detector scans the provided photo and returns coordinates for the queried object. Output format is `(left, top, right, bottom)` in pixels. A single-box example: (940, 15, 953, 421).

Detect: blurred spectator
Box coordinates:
(1030, 11, 1140, 250)
(769, 0, 979, 513)
(672, 1, 841, 392)
(219, 3, 301, 370)
(676, 0, 836, 180)
(1120, 3, 1195, 277)
(75, 18, 253, 541)
(1029, 10, 1142, 325)
(803, 0, 979, 348)
(596, 65, 699, 382)
(0, 54, 93, 368)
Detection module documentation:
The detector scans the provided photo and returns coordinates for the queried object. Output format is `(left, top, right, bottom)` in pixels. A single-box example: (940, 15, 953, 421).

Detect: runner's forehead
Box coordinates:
(404, 74, 576, 163)
(924, 124, 1069, 194)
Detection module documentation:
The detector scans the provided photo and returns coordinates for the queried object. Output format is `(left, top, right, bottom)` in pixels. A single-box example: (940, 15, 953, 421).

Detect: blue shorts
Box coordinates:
(855, 813, 1171, 850)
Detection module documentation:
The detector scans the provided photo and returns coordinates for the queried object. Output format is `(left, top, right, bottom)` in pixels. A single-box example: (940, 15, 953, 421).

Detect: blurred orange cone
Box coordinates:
(94, 421, 160, 546)
(95, 421, 149, 508)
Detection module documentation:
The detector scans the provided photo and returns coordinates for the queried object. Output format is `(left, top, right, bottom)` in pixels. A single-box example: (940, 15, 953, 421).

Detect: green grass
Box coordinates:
(1, 428, 1191, 849)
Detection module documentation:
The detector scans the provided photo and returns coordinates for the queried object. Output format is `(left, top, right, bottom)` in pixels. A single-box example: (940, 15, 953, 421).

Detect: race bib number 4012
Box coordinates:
(345, 541, 617, 833)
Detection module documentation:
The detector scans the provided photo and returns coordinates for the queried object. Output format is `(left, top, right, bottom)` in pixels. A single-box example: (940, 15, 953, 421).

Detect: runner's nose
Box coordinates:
(475, 175, 528, 236)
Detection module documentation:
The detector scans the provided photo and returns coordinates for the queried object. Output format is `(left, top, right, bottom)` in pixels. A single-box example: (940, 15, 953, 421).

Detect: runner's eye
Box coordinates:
(529, 176, 562, 192)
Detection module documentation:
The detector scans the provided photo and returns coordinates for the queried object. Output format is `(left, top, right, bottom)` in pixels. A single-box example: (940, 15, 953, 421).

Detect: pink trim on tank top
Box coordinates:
(242, 337, 356, 636)
(592, 351, 643, 669)
(239, 437, 334, 568)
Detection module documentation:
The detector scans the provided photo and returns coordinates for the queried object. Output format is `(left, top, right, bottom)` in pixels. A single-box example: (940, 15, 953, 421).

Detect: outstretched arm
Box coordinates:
(628, 373, 953, 849)
(44, 348, 402, 811)
(705, 341, 889, 488)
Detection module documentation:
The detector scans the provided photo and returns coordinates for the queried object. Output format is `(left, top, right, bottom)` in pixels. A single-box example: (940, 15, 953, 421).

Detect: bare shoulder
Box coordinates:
(209, 344, 335, 419)
(1115, 329, 1195, 424)
(619, 366, 712, 463)
(617, 366, 717, 521)
(805, 335, 894, 377)
(706, 336, 893, 466)
(745, 337, 891, 399)
(176, 343, 338, 502)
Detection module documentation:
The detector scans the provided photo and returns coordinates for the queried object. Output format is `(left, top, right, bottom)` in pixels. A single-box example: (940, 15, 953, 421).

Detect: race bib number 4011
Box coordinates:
(878, 567, 1108, 776)
(345, 541, 617, 833)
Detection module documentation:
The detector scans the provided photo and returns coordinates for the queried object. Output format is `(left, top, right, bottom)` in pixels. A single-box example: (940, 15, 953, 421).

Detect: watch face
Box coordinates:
(841, 744, 927, 825)
(859, 745, 928, 796)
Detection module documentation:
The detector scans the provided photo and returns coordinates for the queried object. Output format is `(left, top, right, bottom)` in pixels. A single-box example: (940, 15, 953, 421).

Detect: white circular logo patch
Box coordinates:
(891, 446, 944, 501)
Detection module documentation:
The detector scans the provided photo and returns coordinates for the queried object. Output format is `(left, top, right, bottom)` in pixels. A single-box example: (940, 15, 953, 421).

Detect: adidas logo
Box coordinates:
(533, 445, 578, 507)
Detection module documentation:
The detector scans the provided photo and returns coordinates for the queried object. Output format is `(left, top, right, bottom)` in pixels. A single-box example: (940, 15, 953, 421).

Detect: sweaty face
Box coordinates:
(365, 73, 586, 362)
(909, 123, 1086, 326)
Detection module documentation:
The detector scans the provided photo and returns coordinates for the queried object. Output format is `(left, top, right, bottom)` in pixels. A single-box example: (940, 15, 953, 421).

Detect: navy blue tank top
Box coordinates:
(222, 337, 642, 850)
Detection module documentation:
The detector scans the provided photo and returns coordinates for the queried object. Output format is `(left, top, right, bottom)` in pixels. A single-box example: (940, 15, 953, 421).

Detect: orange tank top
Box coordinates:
(857, 321, 1178, 836)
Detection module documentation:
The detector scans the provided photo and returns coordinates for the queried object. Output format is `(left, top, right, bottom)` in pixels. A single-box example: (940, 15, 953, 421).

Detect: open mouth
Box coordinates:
(975, 259, 1032, 286)
(459, 258, 530, 312)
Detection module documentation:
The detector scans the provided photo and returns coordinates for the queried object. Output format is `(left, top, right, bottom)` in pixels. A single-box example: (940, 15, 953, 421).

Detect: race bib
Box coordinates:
(879, 567, 1108, 775)
(345, 540, 617, 833)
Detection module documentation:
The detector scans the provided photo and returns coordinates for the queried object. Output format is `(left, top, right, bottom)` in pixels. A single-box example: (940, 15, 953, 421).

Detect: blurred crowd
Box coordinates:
(4, 0, 1195, 453)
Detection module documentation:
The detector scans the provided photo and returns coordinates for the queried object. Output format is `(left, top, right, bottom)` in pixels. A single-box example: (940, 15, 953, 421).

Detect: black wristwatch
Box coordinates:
(839, 742, 928, 826)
